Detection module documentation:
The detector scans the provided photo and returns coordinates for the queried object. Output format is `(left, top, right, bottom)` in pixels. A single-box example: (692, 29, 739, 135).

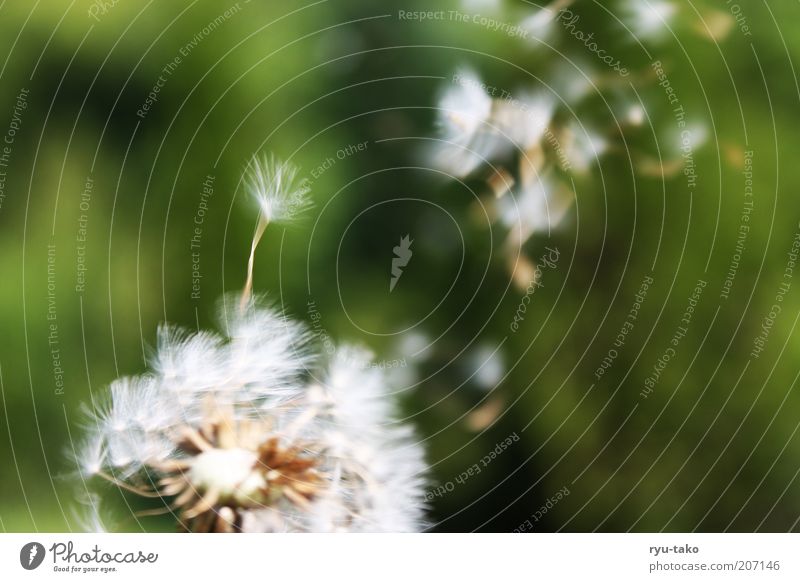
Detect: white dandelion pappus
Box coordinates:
(81, 299, 427, 532)
(309, 346, 427, 532)
(246, 154, 312, 225)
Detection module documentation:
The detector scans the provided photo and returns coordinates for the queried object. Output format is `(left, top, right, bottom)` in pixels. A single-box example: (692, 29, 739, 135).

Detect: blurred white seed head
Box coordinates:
(550, 62, 597, 105)
(519, 0, 575, 43)
(439, 69, 493, 143)
(466, 343, 506, 391)
(461, 0, 501, 12)
(493, 92, 557, 150)
(563, 121, 609, 175)
(396, 330, 434, 362)
(620, 0, 678, 42)
(246, 155, 312, 224)
(626, 103, 646, 127)
(433, 69, 497, 177)
(658, 120, 709, 162)
(499, 171, 574, 243)
(519, 11, 555, 43)
(676, 121, 709, 151)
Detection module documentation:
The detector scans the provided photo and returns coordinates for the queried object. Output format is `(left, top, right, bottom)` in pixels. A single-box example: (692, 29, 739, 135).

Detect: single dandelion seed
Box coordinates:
(240, 155, 312, 310)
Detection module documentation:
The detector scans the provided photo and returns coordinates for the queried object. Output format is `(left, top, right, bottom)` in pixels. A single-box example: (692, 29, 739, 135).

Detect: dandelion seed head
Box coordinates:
(80, 300, 427, 532)
(78, 148, 424, 532)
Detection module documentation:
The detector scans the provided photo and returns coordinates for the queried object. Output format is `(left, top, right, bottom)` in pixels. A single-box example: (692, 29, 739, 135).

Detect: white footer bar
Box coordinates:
(0, 533, 796, 581)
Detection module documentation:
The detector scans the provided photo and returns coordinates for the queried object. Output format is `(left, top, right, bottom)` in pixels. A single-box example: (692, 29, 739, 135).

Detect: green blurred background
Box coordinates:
(1, 0, 800, 532)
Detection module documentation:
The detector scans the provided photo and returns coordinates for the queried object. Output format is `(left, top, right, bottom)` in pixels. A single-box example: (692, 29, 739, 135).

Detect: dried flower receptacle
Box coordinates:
(149, 411, 323, 532)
